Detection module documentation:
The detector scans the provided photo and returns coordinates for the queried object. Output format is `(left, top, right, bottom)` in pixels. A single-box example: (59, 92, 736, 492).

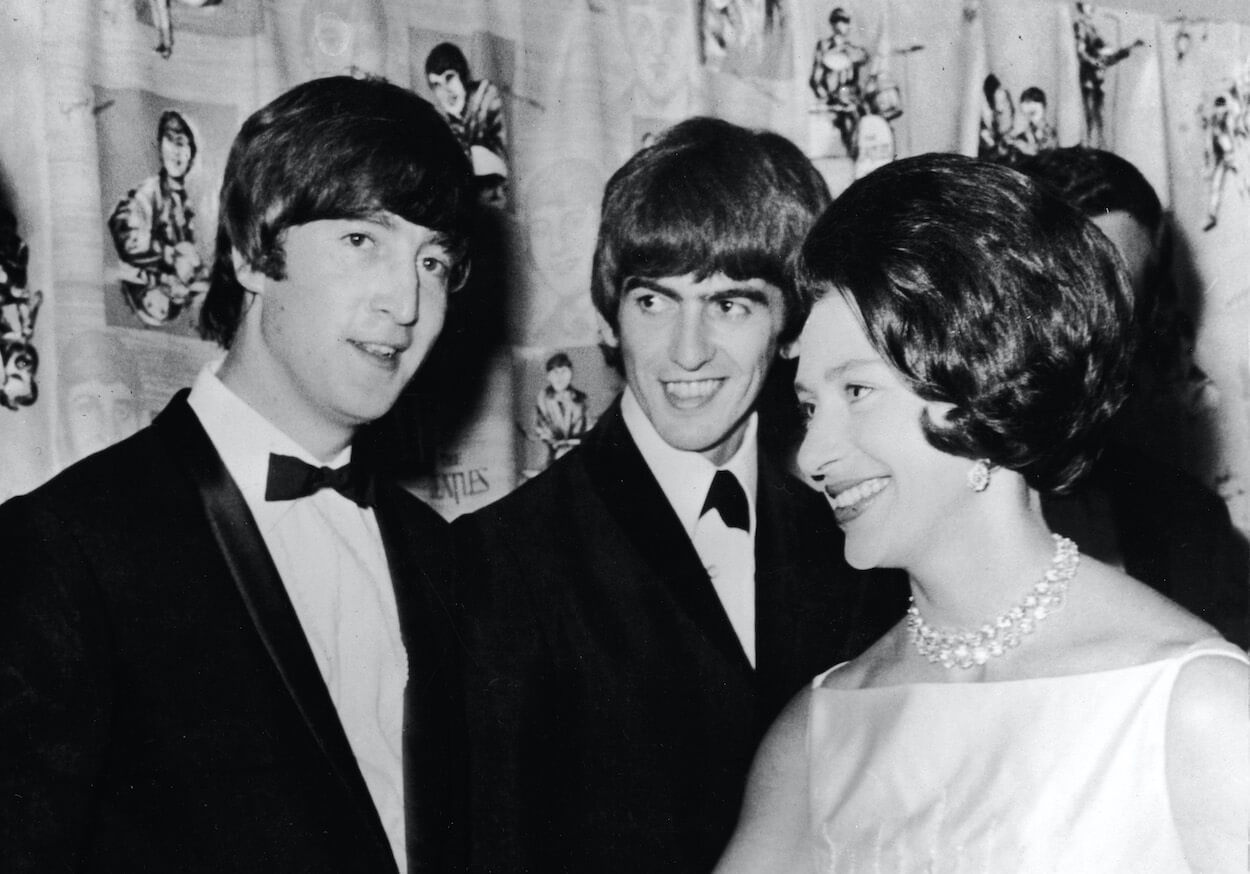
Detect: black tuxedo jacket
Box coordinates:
(453, 402, 908, 874)
(0, 393, 466, 873)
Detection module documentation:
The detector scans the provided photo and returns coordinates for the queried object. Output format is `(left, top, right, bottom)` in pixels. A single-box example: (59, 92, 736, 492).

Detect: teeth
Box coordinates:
(357, 342, 397, 359)
(830, 477, 888, 510)
(664, 379, 720, 400)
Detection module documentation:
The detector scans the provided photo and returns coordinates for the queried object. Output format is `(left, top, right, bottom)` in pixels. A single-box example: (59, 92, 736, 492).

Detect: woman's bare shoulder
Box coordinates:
(1065, 559, 1224, 665)
(815, 621, 911, 691)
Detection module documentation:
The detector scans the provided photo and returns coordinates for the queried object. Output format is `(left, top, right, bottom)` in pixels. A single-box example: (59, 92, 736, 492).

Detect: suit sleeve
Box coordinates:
(0, 495, 112, 872)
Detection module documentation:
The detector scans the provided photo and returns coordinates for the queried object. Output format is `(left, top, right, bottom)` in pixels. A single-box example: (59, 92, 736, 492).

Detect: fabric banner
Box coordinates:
(0, 0, 1246, 553)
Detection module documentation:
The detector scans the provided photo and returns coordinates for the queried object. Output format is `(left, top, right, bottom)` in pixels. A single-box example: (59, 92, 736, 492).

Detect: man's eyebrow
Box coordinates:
(623, 277, 681, 298)
(424, 230, 456, 250)
(706, 286, 772, 305)
(344, 216, 456, 249)
(334, 212, 394, 230)
(622, 278, 773, 304)
(371, 210, 396, 223)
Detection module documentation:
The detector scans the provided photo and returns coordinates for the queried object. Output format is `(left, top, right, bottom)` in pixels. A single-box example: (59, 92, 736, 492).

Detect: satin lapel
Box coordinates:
(753, 458, 812, 687)
(371, 485, 465, 871)
(583, 402, 751, 672)
(152, 393, 396, 870)
(755, 458, 910, 690)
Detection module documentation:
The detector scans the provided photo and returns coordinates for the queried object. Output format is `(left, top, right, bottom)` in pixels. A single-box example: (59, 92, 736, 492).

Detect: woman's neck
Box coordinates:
(905, 491, 1057, 632)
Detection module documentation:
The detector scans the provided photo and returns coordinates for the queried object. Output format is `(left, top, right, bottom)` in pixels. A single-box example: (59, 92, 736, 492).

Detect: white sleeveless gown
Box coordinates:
(807, 640, 1248, 873)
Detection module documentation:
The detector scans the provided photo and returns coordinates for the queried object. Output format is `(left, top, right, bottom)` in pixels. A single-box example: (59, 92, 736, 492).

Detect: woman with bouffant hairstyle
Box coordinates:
(717, 153, 1248, 874)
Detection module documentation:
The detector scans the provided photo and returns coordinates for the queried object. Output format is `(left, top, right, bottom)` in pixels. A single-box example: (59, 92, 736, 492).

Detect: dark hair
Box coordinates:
(425, 42, 470, 83)
(796, 152, 1134, 494)
(199, 76, 474, 348)
(1012, 146, 1162, 235)
(545, 352, 573, 371)
(1019, 86, 1047, 106)
(982, 74, 1006, 106)
(157, 110, 197, 163)
(591, 117, 830, 349)
(1013, 147, 1164, 328)
(0, 203, 27, 292)
(3, 342, 37, 373)
(830, 6, 850, 24)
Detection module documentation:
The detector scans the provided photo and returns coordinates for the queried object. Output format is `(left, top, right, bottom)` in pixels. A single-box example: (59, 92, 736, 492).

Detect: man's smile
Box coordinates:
(348, 339, 408, 366)
(662, 378, 725, 407)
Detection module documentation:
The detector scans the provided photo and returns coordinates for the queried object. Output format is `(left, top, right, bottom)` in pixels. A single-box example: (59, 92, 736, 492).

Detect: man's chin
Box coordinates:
(655, 419, 746, 461)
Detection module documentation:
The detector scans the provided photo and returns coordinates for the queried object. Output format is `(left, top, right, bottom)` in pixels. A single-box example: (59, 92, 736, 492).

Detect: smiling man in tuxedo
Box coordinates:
(454, 117, 908, 874)
(0, 76, 474, 873)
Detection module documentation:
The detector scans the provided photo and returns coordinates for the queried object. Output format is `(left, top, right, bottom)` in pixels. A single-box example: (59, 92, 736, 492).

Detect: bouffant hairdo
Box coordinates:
(796, 152, 1134, 494)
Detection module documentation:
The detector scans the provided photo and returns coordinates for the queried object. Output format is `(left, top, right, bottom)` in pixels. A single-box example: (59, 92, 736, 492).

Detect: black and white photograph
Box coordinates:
(0, 0, 1246, 872)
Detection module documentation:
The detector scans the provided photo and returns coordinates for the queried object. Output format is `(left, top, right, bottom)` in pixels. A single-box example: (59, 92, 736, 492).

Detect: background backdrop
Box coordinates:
(2, 0, 1248, 562)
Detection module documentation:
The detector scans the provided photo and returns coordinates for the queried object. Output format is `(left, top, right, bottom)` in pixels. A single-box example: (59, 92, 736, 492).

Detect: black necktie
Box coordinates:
(264, 453, 375, 508)
(700, 469, 749, 532)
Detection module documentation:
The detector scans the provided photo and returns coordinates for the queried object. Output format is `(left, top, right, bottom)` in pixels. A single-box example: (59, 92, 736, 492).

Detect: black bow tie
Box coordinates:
(700, 469, 749, 532)
(265, 453, 375, 508)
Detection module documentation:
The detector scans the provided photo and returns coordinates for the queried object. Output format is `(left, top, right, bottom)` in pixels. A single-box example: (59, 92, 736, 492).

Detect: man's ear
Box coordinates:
(231, 248, 265, 295)
(594, 311, 619, 349)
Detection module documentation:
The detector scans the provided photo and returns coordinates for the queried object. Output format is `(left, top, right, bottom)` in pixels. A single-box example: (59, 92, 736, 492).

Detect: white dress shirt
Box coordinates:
(188, 365, 409, 872)
(621, 389, 759, 666)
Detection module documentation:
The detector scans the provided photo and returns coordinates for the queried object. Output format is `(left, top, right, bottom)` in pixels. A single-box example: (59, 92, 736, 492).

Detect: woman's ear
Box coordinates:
(231, 248, 265, 295)
(923, 400, 960, 429)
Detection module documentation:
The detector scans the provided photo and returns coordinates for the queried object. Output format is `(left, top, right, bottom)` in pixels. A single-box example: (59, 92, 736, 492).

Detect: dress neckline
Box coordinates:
(813, 637, 1246, 693)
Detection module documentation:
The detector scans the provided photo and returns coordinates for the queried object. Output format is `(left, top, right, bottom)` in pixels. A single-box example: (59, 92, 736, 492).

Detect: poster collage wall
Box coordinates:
(0, 0, 1247, 554)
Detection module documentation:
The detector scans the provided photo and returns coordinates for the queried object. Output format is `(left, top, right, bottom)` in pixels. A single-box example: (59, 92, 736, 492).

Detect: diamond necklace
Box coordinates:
(906, 534, 1080, 670)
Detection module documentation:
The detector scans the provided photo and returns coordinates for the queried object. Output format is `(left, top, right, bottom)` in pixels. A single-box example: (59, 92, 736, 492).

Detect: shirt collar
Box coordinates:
(187, 362, 352, 512)
(620, 387, 758, 538)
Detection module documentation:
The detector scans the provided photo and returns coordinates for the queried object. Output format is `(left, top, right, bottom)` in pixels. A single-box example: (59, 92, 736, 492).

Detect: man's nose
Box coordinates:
(670, 309, 714, 370)
(373, 258, 420, 325)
